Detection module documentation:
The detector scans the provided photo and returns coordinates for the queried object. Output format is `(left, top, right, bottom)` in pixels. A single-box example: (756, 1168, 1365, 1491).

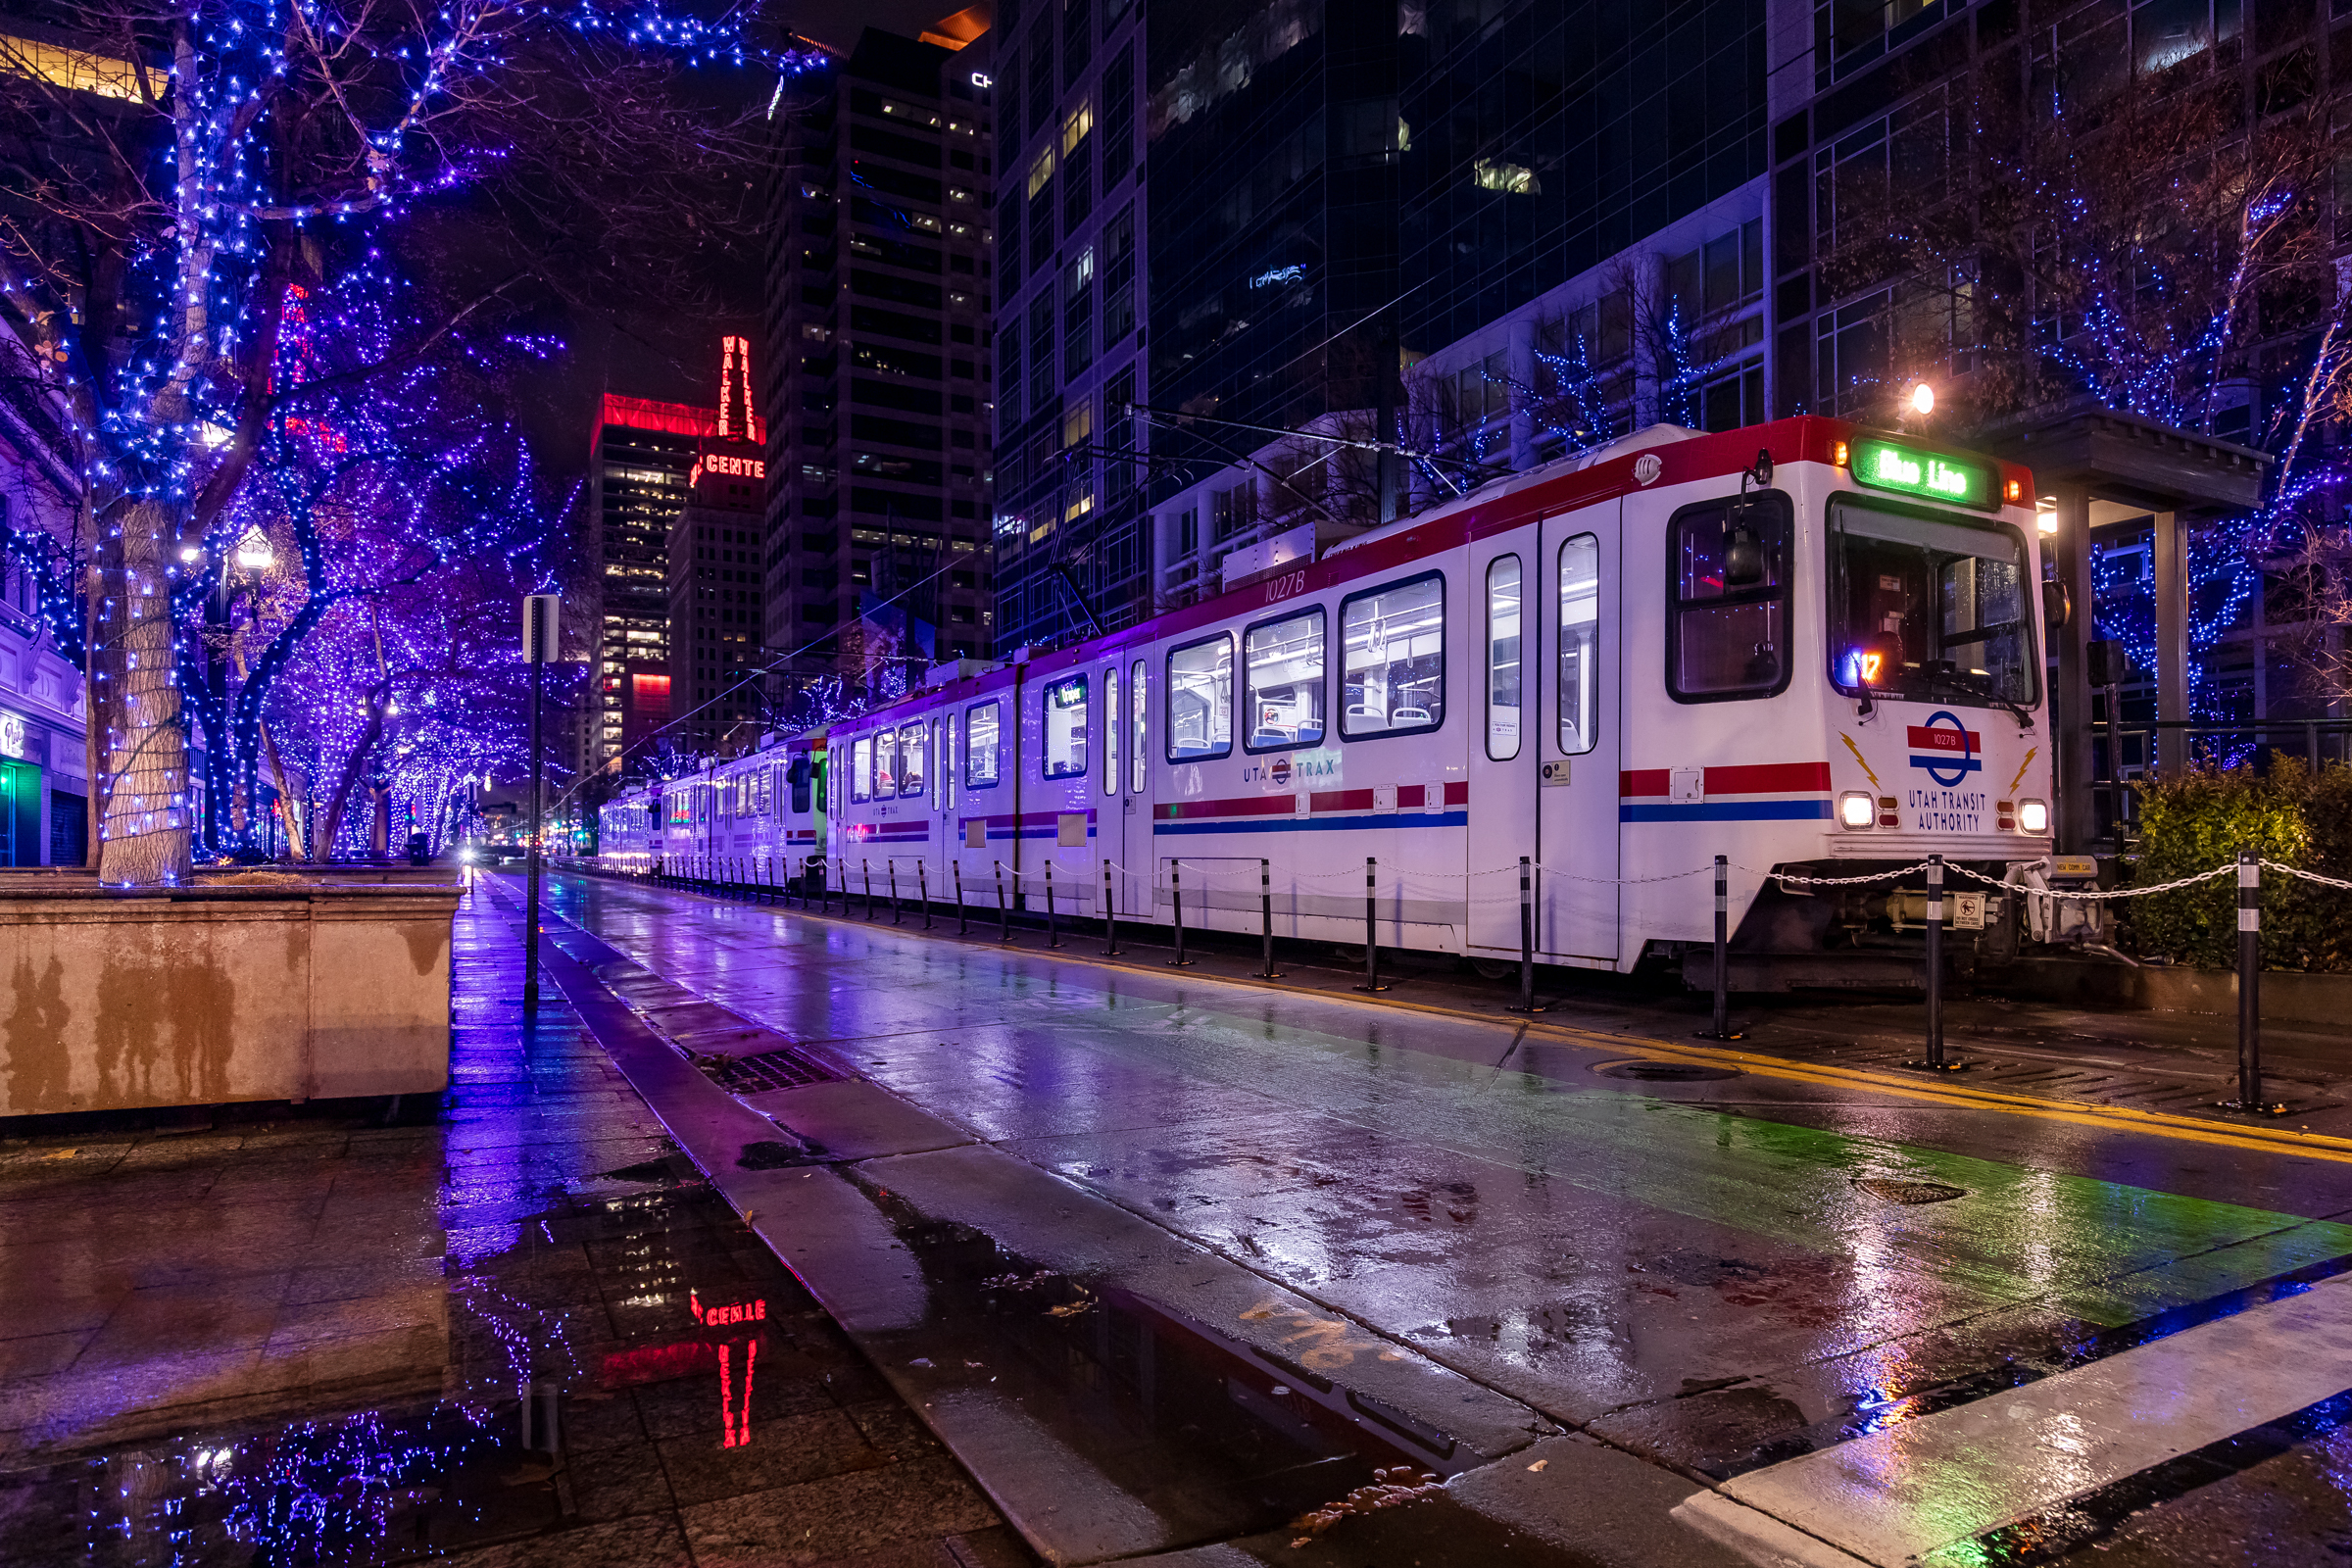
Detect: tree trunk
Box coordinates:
(95, 499, 193, 884)
(314, 684, 387, 861)
(261, 719, 307, 858)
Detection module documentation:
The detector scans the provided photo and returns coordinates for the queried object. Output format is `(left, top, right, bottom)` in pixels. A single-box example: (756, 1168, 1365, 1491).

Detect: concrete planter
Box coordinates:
(0, 876, 462, 1115)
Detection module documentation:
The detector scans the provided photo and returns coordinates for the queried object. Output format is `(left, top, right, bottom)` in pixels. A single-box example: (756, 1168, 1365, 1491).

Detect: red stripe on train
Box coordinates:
(1620, 761, 1833, 798)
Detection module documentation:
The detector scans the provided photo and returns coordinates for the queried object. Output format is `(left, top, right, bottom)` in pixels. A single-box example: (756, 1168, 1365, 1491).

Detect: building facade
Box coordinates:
(761, 27, 998, 718)
(667, 337, 772, 752)
(991, 0, 1150, 649)
(589, 396, 699, 773)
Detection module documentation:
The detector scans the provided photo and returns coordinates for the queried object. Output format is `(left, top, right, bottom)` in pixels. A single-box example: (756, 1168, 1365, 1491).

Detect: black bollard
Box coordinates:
(1510, 857, 1540, 1013)
(1103, 861, 1120, 956)
(1357, 858, 1386, 993)
(1169, 859, 1192, 967)
(1257, 858, 1280, 978)
(995, 859, 1010, 942)
(2226, 852, 2276, 1112)
(1046, 862, 1061, 948)
(889, 860, 902, 924)
(955, 861, 968, 936)
(1695, 856, 1740, 1039)
(919, 863, 931, 930)
(1918, 855, 1950, 1069)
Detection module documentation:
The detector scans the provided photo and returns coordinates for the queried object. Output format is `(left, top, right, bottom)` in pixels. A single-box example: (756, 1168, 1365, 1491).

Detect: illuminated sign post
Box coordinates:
(1848, 436, 1995, 511)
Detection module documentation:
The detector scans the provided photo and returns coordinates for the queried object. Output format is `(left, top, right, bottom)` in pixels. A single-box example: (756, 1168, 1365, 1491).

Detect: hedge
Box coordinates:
(2125, 758, 2352, 972)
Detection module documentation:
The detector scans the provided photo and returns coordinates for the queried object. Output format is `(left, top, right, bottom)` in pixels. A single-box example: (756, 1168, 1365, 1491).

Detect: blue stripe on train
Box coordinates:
(1152, 810, 1469, 836)
(1619, 801, 1834, 822)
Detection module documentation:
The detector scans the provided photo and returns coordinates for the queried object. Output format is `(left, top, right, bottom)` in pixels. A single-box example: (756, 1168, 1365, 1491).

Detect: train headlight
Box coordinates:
(1838, 791, 1875, 829)
(2017, 798, 2049, 835)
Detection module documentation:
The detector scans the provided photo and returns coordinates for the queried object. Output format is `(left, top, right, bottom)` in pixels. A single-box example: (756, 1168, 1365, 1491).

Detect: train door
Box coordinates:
(1538, 508, 1622, 961)
(1466, 531, 1537, 954)
(1033, 662, 1095, 914)
(1090, 658, 1120, 919)
(1464, 506, 1622, 961)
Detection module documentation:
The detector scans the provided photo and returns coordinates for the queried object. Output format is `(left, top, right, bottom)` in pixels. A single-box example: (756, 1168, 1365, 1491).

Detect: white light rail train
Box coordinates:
(601, 415, 2056, 988)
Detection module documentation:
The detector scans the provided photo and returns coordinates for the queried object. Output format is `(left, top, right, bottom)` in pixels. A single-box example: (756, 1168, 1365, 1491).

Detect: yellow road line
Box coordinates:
(566, 872, 2352, 1168)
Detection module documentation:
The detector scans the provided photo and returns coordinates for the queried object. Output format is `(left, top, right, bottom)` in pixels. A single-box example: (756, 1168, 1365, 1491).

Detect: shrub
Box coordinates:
(2126, 758, 2352, 971)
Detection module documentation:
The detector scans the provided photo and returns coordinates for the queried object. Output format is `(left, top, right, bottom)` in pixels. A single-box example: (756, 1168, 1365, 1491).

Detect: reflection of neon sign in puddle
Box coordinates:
(693, 1292, 767, 1449)
(601, 1290, 769, 1448)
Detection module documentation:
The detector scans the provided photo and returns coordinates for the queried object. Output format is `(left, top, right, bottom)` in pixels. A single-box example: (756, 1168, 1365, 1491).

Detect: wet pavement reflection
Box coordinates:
(0, 888, 1029, 1567)
(514, 870, 2352, 1564)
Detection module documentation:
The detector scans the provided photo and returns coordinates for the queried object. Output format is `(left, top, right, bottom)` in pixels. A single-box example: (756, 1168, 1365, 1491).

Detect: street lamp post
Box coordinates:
(522, 594, 560, 1019)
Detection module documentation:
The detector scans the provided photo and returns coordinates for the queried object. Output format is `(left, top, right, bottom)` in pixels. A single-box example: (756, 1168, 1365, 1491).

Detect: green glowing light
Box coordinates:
(1850, 436, 1995, 510)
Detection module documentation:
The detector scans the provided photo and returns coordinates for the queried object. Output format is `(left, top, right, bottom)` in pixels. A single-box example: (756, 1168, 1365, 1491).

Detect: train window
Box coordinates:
(1668, 493, 1791, 703)
(899, 721, 928, 796)
(874, 729, 901, 798)
(789, 756, 812, 814)
(1558, 535, 1599, 755)
(1130, 659, 1147, 792)
(966, 700, 1003, 788)
(1103, 668, 1120, 793)
(1827, 497, 2038, 710)
(1244, 609, 1326, 752)
(1486, 556, 1522, 760)
(1042, 674, 1089, 779)
(1340, 572, 1446, 739)
(943, 714, 956, 809)
(850, 737, 872, 803)
(1166, 634, 1233, 760)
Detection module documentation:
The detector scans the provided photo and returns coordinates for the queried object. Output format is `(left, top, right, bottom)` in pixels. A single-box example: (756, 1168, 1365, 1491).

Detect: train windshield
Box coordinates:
(1828, 498, 2037, 710)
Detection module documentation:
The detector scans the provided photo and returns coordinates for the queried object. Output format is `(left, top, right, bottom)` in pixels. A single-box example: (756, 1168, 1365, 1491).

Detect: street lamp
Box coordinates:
(1908, 382, 1936, 417)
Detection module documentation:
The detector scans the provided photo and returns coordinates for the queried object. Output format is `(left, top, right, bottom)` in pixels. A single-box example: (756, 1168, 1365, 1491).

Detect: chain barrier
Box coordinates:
(2263, 859, 2352, 894)
(1942, 860, 2238, 902)
(1743, 861, 1934, 890)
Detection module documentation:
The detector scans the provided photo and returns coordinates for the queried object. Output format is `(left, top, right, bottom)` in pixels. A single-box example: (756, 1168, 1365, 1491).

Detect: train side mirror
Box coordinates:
(1724, 522, 1766, 587)
(2042, 578, 2073, 632)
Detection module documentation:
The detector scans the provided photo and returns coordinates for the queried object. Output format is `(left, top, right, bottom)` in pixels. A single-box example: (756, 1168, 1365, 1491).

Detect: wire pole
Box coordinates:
(522, 650, 545, 1019)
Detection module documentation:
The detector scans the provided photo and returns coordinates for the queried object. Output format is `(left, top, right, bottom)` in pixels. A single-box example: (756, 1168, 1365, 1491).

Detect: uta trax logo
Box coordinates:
(1907, 710, 1982, 787)
(1268, 757, 1293, 786)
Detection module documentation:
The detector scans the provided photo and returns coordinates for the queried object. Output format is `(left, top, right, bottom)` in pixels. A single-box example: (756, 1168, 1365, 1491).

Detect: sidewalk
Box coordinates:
(0, 881, 1030, 1568)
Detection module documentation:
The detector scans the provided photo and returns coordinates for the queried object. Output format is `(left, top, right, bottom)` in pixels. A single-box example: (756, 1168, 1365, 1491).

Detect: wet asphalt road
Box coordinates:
(500, 869, 2352, 1566)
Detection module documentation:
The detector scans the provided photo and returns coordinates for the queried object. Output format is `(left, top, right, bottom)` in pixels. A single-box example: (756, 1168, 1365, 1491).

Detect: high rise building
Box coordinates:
(589, 396, 700, 772)
(761, 26, 998, 717)
(990, 0, 1781, 645)
(667, 335, 771, 753)
(989, 0, 1149, 650)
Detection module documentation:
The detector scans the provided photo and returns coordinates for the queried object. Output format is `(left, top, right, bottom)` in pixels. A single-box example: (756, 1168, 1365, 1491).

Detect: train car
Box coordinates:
(843, 414, 2054, 982)
(597, 728, 831, 892)
(618, 414, 2053, 987)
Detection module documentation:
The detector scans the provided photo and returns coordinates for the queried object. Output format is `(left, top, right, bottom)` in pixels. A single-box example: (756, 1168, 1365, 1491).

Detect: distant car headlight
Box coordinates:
(1838, 791, 1875, 829)
(2017, 798, 2049, 835)
(458, 848, 475, 862)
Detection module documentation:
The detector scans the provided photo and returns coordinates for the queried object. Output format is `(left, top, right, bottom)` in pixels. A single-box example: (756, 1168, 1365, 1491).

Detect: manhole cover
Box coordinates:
(1855, 1177, 1967, 1205)
(699, 1045, 841, 1094)
(1595, 1060, 1743, 1082)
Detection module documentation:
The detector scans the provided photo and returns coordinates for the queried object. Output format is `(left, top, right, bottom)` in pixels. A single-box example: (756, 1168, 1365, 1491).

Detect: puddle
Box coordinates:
(841, 1169, 1475, 1547)
(0, 1402, 544, 1566)
(1594, 1060, 1743, 1083)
